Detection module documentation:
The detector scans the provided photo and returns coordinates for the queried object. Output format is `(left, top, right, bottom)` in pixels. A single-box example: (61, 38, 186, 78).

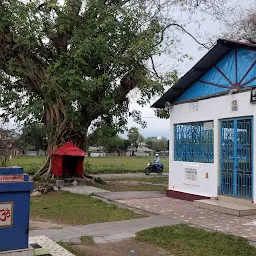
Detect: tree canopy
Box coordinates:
(19, 123, 47, 154)
(127, 127, 144, 151)
(145, 136, 168, 152)
(1, 0, 173, 149)
(226, 8, 256, 44)
(88, 125, 130, 152)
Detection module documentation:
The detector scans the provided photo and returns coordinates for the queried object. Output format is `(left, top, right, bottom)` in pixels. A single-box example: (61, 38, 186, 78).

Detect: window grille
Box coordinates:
(174, 121, 214, 163)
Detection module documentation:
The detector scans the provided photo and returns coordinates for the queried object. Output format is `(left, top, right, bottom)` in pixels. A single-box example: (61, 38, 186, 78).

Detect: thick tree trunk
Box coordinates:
(76, 129, 89, 152)
(33, 99, 71, 180)
(33, 101, 92, 181)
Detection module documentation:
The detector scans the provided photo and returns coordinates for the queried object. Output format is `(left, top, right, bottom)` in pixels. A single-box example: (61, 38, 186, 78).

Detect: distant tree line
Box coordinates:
(0, 123, 168, 159)
(88, 126, 168, 153)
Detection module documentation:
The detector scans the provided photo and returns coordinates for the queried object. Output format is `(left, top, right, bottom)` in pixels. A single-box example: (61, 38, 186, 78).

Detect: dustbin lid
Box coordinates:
(0, 182, 34, 192)
(0, 167, 23, 175)
(0, 167, 34, 192)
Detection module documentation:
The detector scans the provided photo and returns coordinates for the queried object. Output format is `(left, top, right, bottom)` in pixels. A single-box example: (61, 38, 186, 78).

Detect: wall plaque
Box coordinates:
(232, 100, 238, 111)
(0, 202, 13, 228)
(184, 168, 197, 182)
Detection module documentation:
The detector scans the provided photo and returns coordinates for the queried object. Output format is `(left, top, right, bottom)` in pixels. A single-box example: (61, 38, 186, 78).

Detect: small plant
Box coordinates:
(80, 236, 95, 246)
(57, 242, 84, 256)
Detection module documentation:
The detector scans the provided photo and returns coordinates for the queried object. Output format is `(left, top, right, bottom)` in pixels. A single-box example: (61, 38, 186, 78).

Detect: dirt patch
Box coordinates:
(72, 238, 171, 256)
(30, 220, 66, 230)
(113, 180, 147, 185)
(115, 180, 164, 186)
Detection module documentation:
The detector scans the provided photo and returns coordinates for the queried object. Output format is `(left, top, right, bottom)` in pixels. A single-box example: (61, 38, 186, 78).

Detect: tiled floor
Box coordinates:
(117, 197, 256, 241)
(30, 243, 52, 256)
(29, 236, 74, 256)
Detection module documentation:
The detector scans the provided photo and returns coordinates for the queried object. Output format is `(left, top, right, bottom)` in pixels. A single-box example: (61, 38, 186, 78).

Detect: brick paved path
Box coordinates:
(117, 197, 256, 242)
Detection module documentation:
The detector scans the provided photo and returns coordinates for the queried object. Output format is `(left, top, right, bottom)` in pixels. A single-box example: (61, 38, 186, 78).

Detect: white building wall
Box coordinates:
(90, 152, 106, 157)
(24, 150, 46, 156)
(169, 90, 256, 201)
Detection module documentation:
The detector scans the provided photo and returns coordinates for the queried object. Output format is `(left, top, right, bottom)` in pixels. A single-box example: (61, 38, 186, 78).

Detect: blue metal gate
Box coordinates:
(220, 117, 253, 199)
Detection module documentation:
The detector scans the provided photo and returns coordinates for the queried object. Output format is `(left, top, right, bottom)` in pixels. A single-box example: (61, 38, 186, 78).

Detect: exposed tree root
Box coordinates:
(81, 173, 107, 185)
(33, 156, 51, 181)
(33, 155, 106, 187)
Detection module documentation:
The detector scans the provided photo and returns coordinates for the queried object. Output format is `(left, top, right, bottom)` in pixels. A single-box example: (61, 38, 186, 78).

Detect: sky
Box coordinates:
(126, 0, 254, 139)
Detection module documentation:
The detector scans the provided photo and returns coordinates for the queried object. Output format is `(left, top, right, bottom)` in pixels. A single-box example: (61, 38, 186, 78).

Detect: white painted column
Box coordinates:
(214, 118, 220, 197)
(169, 109, 174, 190)
(253, 116, 256, 204)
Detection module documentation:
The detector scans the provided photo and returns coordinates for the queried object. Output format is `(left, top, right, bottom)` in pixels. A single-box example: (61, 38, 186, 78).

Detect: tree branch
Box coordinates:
(116, 74, 138, 105)
(155, 23, 210, 49)
(150, 56, 160, 78)
(41, 0, 82, 53)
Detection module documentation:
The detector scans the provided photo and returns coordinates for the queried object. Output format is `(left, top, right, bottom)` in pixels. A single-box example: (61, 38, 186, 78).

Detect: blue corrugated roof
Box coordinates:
(152, 39, 256, 108)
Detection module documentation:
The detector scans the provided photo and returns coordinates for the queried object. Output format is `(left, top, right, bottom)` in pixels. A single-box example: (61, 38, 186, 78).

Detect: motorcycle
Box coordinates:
(144, 161, 164, 175)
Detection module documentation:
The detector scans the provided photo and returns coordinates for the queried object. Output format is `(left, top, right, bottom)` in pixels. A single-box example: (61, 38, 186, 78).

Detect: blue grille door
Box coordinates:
(220, 117, 253, 199)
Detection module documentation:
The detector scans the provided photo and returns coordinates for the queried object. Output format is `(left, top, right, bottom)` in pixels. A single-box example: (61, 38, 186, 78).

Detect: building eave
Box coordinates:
(152, 39, 256, 109)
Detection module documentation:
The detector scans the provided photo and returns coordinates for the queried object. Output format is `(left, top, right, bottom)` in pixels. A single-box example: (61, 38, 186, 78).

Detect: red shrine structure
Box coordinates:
(50, 142, 87, 177)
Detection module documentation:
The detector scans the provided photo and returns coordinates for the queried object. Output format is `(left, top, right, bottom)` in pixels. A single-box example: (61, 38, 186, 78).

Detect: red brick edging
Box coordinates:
(166, 189, 210, 202)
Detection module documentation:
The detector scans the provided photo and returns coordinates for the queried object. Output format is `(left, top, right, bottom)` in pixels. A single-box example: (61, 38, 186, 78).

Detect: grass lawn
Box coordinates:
(136, 224, 256, 256)
(10, 155, 46, 175)
(30, 191, 143, 225)
(9, 155, 169, 175)
(84, 156, 169, 174)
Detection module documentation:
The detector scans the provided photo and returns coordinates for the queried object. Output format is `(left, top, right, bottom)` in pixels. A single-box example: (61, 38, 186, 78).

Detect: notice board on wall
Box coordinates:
(184, 167, 199, 186)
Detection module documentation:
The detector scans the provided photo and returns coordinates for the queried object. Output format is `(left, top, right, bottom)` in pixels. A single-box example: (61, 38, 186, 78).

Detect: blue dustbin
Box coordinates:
(0, 167, 34, 252)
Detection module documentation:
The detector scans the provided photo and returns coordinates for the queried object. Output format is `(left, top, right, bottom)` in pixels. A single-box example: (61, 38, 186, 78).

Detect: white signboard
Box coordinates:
(203, 121, 214, 131)
(0, 202, 13, 228)
(185, 168, 198, 182)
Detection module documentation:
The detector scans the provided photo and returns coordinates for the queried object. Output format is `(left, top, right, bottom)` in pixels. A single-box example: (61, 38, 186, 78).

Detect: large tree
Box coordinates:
(145, 136, 167, 152)
(127, 127, 144, 151)
(145, 136, 157, 149)
(152, 137, 168, 152)
(0, 0, 231, 178)
(88, 125, 129, 152)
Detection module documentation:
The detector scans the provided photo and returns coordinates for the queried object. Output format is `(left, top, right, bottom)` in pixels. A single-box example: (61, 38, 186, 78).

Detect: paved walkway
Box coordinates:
(61, 185, 108, 195)
(117, 197, 256, 242)
(30, 215, 179, 243)
(61, 186, 166, 200)
(94, 191, 166, 201)
(97, 173, 168, 179)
